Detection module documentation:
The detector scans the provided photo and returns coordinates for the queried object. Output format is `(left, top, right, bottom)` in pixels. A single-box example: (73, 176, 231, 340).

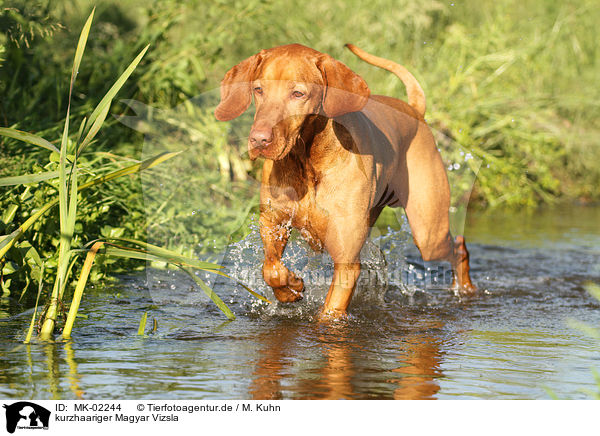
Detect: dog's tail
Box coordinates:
(345, 43, 426, 116)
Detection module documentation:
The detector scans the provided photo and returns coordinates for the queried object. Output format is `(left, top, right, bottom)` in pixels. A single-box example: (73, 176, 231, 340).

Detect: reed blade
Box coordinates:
(70, 9, 95, 96)
(24, 262, 44, 344)
(109, 238, 223, 270)
(181, 267, 236, 320)
(62, 242, 104, 339)
(0, 127, 59, 153)
(101, 244, 236, 319)
(77, 103, 110, 156)
(85, 45, 150, 134)
(0, 151, 181, 262)
(0, 170, 64, 186)
(137, 312, 148, 336)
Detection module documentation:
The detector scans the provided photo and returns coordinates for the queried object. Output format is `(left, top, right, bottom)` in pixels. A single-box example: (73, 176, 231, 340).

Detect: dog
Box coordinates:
(215, 43, 475, 319)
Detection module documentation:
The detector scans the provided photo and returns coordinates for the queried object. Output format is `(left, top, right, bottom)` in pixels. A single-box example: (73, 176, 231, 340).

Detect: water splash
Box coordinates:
(207, 218, 417, 318)
(143, 213, 463, 320)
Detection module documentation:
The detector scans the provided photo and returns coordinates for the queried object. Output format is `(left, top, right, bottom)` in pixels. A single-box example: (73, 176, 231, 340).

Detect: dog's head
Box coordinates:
(215, 44, 370, 160)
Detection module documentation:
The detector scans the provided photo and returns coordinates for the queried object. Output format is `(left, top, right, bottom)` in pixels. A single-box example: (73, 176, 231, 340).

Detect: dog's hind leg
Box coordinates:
(396, 126, 476, 294)
(451, 235, 475, 292)
(406, 213, 476, 294)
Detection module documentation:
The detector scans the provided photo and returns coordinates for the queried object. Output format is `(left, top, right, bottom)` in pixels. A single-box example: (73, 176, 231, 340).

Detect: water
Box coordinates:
(1, 206, 599, 399)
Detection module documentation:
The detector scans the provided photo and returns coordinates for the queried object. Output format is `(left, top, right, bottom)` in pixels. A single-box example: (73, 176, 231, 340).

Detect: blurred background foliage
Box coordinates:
(1, 0, 599, 300)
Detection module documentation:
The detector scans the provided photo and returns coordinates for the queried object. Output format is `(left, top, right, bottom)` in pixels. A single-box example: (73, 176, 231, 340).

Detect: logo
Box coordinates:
(3, 402, 50, 434)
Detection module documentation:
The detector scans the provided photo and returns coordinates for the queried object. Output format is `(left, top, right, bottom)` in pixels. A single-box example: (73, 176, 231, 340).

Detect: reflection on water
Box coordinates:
(392, 328, 443, 400)
(249, 320, 445, 400)
(1, 206, 599, 399)
(64, 342, 84, 399)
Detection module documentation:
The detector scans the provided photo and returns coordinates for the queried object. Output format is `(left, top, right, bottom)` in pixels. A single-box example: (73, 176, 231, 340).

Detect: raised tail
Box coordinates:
(345, 43, 426, 116)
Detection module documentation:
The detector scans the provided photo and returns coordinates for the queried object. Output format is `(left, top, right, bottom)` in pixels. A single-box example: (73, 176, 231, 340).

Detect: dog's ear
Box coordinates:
(317, 54, 370, 118)
(215, 53, 263, 121)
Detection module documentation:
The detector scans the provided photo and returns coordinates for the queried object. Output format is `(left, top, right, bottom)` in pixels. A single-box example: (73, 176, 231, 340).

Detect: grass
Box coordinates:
(2, 0, 598, 208)
(0, 9, 261, 341)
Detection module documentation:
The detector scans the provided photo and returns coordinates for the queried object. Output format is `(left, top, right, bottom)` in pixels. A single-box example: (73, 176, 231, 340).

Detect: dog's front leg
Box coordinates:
(321, 262, 362, 319)
(320, 216, 369, 320)
(260, 214, 305, 303)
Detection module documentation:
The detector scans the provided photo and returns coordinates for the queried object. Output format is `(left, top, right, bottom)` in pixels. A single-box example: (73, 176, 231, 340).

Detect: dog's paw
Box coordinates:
(454, 282, 478, 296)
(451, 276, 477, 296)
(318, 308, 349, 323)
(460, 282, 478, 295)
(273, 286, 304, 303)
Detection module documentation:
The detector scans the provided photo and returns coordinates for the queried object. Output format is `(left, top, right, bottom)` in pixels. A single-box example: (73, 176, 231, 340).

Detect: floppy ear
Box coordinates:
(317, 54, 370, 118)
(215, 53, 262, 121)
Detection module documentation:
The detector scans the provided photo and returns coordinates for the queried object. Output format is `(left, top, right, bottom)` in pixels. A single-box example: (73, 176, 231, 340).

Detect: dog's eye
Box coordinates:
(254, 87, 263, 95)
(292, 90, 305, 98)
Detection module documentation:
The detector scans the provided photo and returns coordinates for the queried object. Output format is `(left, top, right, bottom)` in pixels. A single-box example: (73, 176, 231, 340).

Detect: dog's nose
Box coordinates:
(249, 128, 273, 149)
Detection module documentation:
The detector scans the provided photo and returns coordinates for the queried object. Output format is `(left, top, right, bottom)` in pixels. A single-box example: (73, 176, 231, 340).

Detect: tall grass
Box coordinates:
(3, 0, 597, 208)
(0, 9, 258, 340)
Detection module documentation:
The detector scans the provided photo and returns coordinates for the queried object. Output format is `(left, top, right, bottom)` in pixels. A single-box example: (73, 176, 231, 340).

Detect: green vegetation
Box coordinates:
(1, 8, 262, 340)
(1, 1, 599, 332)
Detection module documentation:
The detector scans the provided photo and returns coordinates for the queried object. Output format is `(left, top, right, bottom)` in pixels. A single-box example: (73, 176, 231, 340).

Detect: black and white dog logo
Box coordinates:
(3, 402, 50, 433)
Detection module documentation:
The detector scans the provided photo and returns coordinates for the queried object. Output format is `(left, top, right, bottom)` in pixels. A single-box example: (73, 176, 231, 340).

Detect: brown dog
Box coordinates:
(215, 43, 475, 319)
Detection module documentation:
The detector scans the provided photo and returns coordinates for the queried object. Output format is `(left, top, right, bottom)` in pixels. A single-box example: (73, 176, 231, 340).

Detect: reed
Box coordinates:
(0, 9, 258, 341)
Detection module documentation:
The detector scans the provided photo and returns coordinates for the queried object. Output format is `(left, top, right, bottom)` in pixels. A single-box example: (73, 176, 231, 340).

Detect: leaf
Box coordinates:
(137, 312, 148, 336)
(66, 163, 79, 245)
(55, 9, 95, 304)
(2, 204, 18, 225)
(24, 262, 44, 344)
(101, 245, 235, 319)
(567, 318, 600, 340)
(75, 116, 87, 147)
(77, 102, 110, 156)
(586, 283, 600, 302)
(70, 9, 95, 96)
(109, 237, 223, 271)
(62, 241, 104, 339)
(0, 170, 71, 187)
(543, 386, 559, 400)
(0, 127, 59, 153)
(0, 151, 182, 261)
(103, 246, 168, 264)
(77, 151, 182, 191)
(2, 261, 17, 275)
(104, 238, 269, 303)
(85, 44, 150, 134)
(212, 269, 271, 304)
(181, 267, 236, 320)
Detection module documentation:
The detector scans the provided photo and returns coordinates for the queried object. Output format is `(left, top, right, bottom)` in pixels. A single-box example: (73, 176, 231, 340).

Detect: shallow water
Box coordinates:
(1, 206, 599, 400)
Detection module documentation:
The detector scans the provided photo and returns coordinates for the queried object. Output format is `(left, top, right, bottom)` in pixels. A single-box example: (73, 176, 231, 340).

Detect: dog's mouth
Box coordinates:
(248, 127, 301, 161)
